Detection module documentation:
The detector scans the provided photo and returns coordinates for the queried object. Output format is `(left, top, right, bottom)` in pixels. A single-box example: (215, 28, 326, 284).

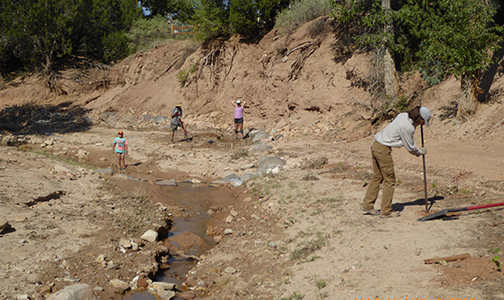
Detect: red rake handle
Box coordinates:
(461, 202, 504, 211)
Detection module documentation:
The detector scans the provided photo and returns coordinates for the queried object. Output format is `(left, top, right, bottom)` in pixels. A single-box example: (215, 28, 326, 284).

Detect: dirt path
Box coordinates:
(1, 123, 504, 300)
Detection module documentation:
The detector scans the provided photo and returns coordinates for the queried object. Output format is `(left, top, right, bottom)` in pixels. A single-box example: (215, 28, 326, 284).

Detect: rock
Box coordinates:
(47, 283, 97, 300)
(166, 232, 208, 252)
(240, 173, 254, 182)
(76, 149, 88, 159)
(213, 236, 223, 243)
(155, 179, 177, 186)
(256, 156, 286, 176)
(64, 275, 81, 282)
(230, 209, 238, 217)
(150, 282, 177, 291)
(224, 267, 236, 274)
(230, 178, 243, 187)
(157, 290, 176, 300)
(240, 163, 254, 170)
(109, 279, 129, 291)
(141, 229, 158, 242)
(40, 284, 53, 294)
(180, 292, 195, 300)
(137, 278, 149, 288)
(150, 282, 177, 300)
(224, 228, 233, 235)
(183, 179, 201, 184)
(250, 129, 270, 142)
(152, 116, 168, 124)
(119, 238, 131, 249)
(225, 216, 233, 223)
(95, 168, 114, 176)
(0, 216, 10, 233)
(249, 143, 273, 152)
(131, 241, 139, 251)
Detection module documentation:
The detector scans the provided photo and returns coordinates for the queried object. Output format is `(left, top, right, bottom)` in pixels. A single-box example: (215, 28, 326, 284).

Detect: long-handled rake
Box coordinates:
(417, 202, 504, 221)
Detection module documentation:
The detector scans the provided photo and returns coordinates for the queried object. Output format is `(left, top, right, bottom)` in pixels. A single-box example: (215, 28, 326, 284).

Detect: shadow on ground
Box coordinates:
(393, 196, 445, 212)
(0, 102, 91, 135)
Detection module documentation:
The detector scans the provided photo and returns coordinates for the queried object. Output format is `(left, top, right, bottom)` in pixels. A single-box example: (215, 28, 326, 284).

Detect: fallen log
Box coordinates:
(424, 253, 471, 264)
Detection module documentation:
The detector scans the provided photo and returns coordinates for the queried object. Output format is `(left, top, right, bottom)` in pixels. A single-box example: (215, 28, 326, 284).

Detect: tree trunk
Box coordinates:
(381, 0, 398, 103)
(457, 71, 483, 118)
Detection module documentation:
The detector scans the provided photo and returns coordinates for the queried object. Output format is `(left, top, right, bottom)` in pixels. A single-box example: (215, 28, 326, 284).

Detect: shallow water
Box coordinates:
(124, 181, 238, 299)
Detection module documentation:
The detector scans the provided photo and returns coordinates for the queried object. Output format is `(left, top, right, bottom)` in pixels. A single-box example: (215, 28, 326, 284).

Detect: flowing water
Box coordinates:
(123, 180, 239, 299)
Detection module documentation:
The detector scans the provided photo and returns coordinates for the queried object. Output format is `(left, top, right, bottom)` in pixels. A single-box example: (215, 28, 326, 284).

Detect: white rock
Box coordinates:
(110, 279, 129, 290)
(141, 230, 158, 242)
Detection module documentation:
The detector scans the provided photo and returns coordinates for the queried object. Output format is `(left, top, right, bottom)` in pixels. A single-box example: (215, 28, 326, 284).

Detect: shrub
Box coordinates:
(275, 0, 332, 35)
(126, 15, 194, 54)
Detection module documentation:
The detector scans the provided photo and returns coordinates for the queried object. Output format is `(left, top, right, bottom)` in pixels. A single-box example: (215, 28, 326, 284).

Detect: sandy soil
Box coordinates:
(1, 16, 504, 300)
(1, 119, 504, 300)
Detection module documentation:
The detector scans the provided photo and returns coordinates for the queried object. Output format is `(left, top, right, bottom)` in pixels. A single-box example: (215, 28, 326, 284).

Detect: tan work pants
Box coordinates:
(362, 141, 396, 215)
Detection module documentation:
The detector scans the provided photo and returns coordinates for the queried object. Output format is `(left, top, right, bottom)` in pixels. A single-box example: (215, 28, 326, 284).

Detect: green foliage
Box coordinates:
(396, 0, 504, 79)
(281, 291, 305, 300)
(0, 0, 142, 74)
(275, 0, 332, 34)
(332, 0, 504, 85)
(490, 248, 502, 271)
(192, 0, 289, 41)
(176, 69, 189, 86)
(0, 0, 79, 72)
(126, 15, 175, 53)
(102, 31, 129, 63)
(191, 0, 231, 41)
(229, 0, 259, 37)
(141, 0, 197, 21)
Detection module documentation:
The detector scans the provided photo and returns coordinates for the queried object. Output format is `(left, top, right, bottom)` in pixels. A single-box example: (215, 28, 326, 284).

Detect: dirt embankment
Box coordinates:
(1, 15, 504, 300)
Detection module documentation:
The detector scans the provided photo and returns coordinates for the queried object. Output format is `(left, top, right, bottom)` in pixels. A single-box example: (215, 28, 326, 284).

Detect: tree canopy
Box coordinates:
(332, 0, 504, 116)
(0, 0, 142, 78)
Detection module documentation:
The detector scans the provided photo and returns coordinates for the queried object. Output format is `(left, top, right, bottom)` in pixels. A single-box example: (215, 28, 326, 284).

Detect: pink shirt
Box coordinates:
(114, 137, 128, 153)
(234, 106, 244, 119)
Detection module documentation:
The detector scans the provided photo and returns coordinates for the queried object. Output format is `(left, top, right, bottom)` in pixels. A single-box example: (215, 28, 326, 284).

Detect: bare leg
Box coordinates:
(238, 123, 244, 138)
(234, 123, 239, 138)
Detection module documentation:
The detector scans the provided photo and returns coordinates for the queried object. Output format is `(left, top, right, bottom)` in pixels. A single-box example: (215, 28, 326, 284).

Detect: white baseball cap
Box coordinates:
(420, 107, 431, 127)
(236, 100, 241, 104)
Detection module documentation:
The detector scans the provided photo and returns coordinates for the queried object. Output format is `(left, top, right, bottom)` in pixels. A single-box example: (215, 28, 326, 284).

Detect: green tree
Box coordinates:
(396, 0, 503, 117)
(332, 0, 399, 103)
(229, 0, 258, 37)
(229, 0, 290, 38)
(332, 0, 504, 117)
(141, 0, 198, 22)
(0, 0, 142, 77)
(191, 0, 231, 41)
(0, 0, 79, 75)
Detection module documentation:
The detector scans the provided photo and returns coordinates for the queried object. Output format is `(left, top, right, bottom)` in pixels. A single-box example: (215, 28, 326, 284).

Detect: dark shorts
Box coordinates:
(234, 118, 243, 124)
(171, 123, 180, 131)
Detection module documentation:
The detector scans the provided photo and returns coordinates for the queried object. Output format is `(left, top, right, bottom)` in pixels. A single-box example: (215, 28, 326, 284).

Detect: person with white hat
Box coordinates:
(360, 106, 431, 218)
(231, 99, 246, 139)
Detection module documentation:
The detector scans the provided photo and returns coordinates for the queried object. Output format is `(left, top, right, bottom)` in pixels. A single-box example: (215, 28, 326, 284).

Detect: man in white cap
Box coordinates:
(360, 106, 431, 218)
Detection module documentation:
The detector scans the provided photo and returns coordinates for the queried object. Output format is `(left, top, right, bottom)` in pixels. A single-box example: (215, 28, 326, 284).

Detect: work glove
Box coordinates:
(419, 147, 427, 155)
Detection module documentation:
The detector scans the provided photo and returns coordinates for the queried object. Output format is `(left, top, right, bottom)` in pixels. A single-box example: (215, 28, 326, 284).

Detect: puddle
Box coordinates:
(123, 180, 239, 299)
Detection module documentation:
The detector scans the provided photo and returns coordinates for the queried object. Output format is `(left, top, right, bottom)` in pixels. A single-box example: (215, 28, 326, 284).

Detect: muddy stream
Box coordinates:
(112, 169, 241, 300)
